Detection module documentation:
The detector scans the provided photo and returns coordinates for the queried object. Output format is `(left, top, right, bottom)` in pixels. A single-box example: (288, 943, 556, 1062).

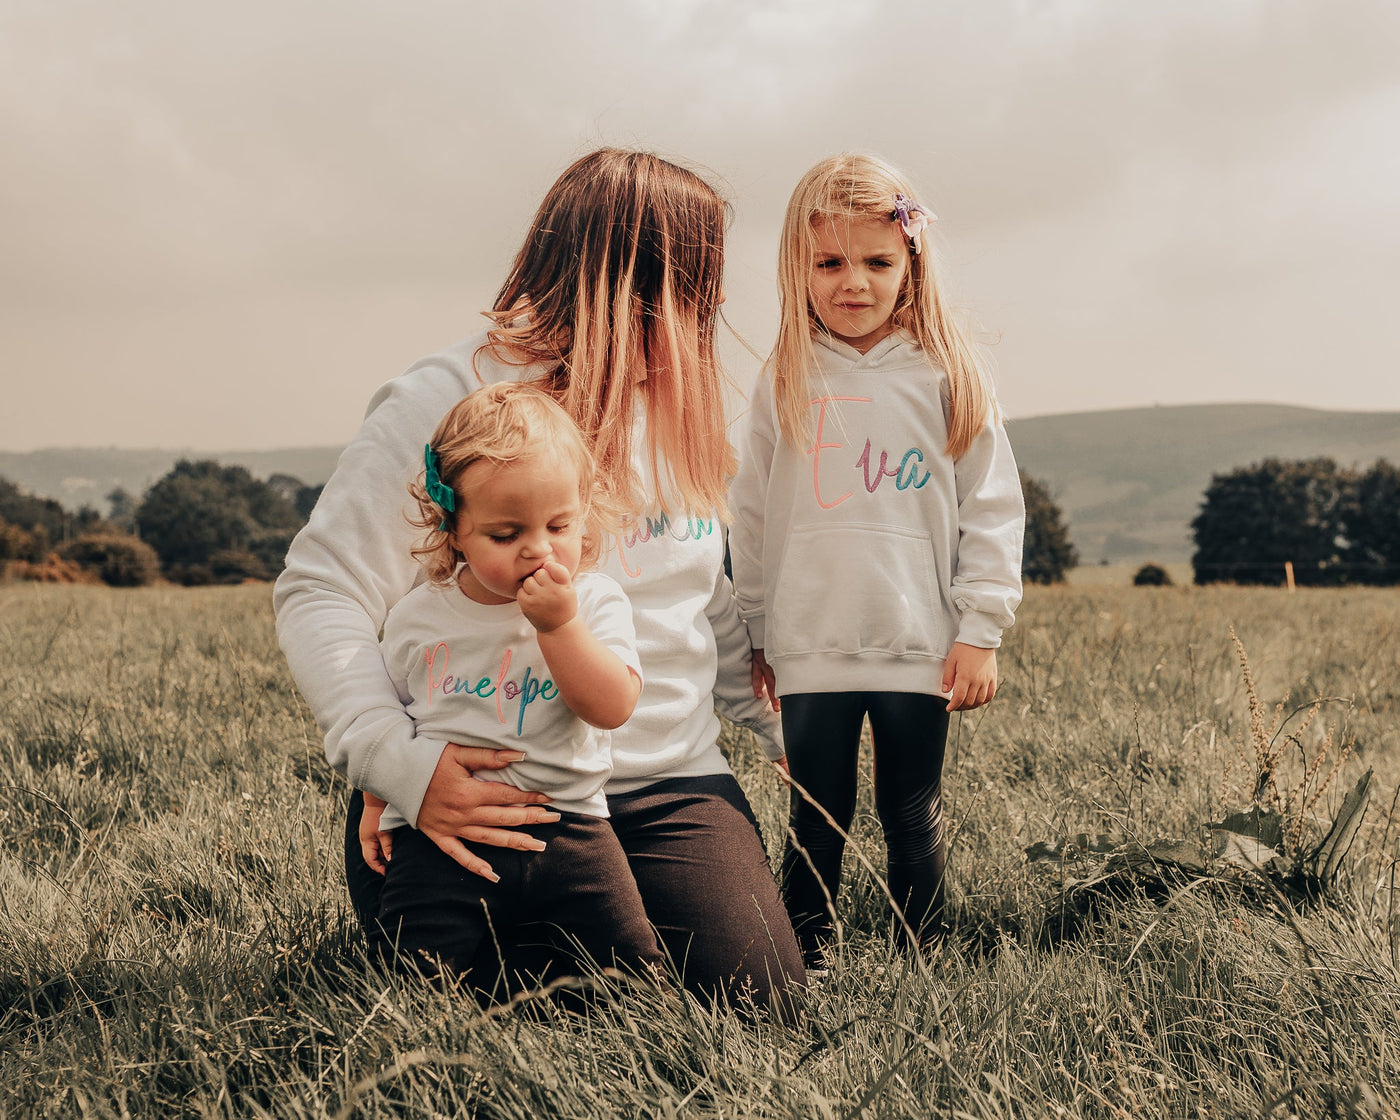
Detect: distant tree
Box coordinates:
(74, 504, 106, 532)
(266, 472, 323, 521)
(1132, 562, 1173, 587)
(0, 476, 72, 545)
(1191, 458, 1355, 586)
(106, 487, 138, 533)
(0, 518, 39, 562)
(58, 533, 161, 587)
(295, 483, 323, 521)
(136, 460, 303, 583)
(1020, 470, 1078, 585)
(1347, 460, 1400, 586)
(265, 473, 304, 504)
(207, 548, 271, 583)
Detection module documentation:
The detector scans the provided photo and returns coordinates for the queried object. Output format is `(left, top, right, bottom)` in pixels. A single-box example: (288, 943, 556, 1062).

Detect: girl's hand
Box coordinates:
(942, 643, 998, 711)
(751, 647, 780, 711)
(773, 755, 791, 785)
(518, 560, 578, 633)
(358, 792, 393, 875)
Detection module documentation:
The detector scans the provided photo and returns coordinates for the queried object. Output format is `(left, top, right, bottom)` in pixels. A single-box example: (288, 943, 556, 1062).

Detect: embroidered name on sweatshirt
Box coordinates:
(422, 642, 559, 736)
(613, 511, 716, 578)
(809, 395, 933, 509)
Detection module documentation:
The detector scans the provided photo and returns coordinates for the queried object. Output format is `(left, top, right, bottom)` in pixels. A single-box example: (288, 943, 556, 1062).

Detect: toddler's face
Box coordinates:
(450, 450, 585, 605)
(808, 216, 909, 354)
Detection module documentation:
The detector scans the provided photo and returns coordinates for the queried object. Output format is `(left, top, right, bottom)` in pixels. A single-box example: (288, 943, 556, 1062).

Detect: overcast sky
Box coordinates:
(3, 0, 1398, 451)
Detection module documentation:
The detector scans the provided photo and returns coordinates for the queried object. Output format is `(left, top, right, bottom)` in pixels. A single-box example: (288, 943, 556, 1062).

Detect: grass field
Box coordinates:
(2, 579, 1398, 1118)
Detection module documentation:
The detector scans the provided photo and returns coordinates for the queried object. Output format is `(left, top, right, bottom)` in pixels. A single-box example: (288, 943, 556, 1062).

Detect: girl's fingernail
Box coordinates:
(501, 752, 527, 762)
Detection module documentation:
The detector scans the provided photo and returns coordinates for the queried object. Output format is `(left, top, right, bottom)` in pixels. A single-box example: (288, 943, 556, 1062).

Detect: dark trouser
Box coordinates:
(344, 775, 804, 1014)
(374, 810, 662, 1001)
(778, 691, 949, 965)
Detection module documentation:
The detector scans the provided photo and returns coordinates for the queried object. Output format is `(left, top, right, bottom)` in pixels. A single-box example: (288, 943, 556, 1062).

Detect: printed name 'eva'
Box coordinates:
(808, 395, 932, 508)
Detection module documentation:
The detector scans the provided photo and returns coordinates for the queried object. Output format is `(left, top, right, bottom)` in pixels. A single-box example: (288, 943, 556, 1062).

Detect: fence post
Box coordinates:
(1284, 560, 1296, 592)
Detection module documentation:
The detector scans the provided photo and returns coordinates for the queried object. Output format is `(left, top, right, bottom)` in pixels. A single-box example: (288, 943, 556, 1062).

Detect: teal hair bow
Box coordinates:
(424, 444, 456, 530)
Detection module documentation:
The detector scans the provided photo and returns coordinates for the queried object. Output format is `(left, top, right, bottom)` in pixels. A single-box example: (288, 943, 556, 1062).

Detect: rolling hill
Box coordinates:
(1007, 403, 1400, 563)
(4, 403, 1399, 565)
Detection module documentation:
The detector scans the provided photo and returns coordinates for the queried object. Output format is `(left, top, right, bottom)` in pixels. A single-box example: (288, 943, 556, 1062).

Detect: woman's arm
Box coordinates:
(274, 353, 556, 874)
(719, 379, 786, 757)
(273, 367, 450, 818)
(726, 376, 778, 656)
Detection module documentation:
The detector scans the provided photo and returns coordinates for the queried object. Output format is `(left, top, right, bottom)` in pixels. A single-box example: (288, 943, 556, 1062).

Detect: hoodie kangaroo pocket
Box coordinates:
(770, 522, 950, 658)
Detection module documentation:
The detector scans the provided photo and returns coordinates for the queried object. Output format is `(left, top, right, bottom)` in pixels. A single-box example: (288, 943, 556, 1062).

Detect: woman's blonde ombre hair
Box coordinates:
(770, 153, 994, 460)
(480, 148, 734, 518)
(409, 383, 612, 586)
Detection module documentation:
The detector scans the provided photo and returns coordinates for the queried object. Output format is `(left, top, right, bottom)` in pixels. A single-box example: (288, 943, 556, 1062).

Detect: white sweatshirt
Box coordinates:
(728, 331, 1024, 698)
(274, 331, 784, 827)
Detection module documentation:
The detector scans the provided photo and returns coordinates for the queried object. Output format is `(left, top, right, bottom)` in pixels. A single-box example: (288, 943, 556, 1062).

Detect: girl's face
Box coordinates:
(450, 449, 585, 605)
(808, 216, 909, 353)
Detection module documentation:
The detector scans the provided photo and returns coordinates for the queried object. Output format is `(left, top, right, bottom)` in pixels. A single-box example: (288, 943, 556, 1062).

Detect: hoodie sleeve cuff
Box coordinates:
(359, 734, 449, 829)
(955, 611, 1004, 650)
(750, 714, 786, 761)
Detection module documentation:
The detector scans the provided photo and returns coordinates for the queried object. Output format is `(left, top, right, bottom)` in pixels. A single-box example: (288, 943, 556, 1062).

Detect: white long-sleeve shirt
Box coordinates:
(728, 331, 1025, 697)
(274, 331, 783, 827)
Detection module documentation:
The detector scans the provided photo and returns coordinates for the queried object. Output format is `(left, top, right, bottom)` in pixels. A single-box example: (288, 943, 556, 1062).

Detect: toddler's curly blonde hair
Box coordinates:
(409, 383, 613, 585)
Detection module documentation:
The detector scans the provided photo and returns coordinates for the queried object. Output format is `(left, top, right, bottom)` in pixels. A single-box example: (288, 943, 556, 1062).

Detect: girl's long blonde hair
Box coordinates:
(480, 148, 734, 517)
(770, 153, 994, 460)
(409, 383, 612, 587)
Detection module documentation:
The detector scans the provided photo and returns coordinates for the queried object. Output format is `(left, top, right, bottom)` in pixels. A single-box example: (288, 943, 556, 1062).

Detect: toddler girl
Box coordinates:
(728, 153, 1025, 968)
(362, 381, 660, 993)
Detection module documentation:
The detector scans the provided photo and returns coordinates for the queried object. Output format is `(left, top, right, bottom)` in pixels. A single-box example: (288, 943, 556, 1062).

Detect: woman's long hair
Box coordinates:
(770, 153, 994, 460)
(482, 149, 734, 517)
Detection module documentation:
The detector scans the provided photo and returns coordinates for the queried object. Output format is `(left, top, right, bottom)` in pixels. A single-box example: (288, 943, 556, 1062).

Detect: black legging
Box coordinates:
(778, 691, 949, 963)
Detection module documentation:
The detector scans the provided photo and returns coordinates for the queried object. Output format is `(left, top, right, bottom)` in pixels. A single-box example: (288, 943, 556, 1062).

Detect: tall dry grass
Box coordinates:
(2, 580, 1398, 1117)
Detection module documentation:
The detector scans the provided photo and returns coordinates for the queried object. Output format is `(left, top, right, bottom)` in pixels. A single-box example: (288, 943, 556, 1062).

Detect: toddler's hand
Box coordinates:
(941, 643, 998, 712)
(358, 792, 393, 875)
(518, 560, 578, 633)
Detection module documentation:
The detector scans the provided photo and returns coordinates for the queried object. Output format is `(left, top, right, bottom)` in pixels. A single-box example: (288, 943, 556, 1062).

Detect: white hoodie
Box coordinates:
(728, 331, 1024, 697)
(274, 331, 783, 827)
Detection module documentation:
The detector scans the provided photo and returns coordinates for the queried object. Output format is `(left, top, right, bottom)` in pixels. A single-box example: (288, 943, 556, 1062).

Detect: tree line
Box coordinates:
(10, 453, 1387, 590)
(0, 462, 322, 587)
(1192, 458, 1400, 586)
(2, 459, 1083, 589)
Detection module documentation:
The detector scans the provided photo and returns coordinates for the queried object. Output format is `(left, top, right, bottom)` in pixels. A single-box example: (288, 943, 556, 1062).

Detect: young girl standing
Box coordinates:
(357, 382, 660, 991)
(728, 153, 1024, 968)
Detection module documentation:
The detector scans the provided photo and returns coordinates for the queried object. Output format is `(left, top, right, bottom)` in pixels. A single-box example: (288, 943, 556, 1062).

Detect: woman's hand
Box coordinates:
(941, 643, 998, 711)
(414, 744, 561, 882)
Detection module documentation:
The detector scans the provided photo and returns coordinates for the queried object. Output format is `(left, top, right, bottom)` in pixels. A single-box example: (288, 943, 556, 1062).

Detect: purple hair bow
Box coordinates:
(891, 193, 934, 255)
